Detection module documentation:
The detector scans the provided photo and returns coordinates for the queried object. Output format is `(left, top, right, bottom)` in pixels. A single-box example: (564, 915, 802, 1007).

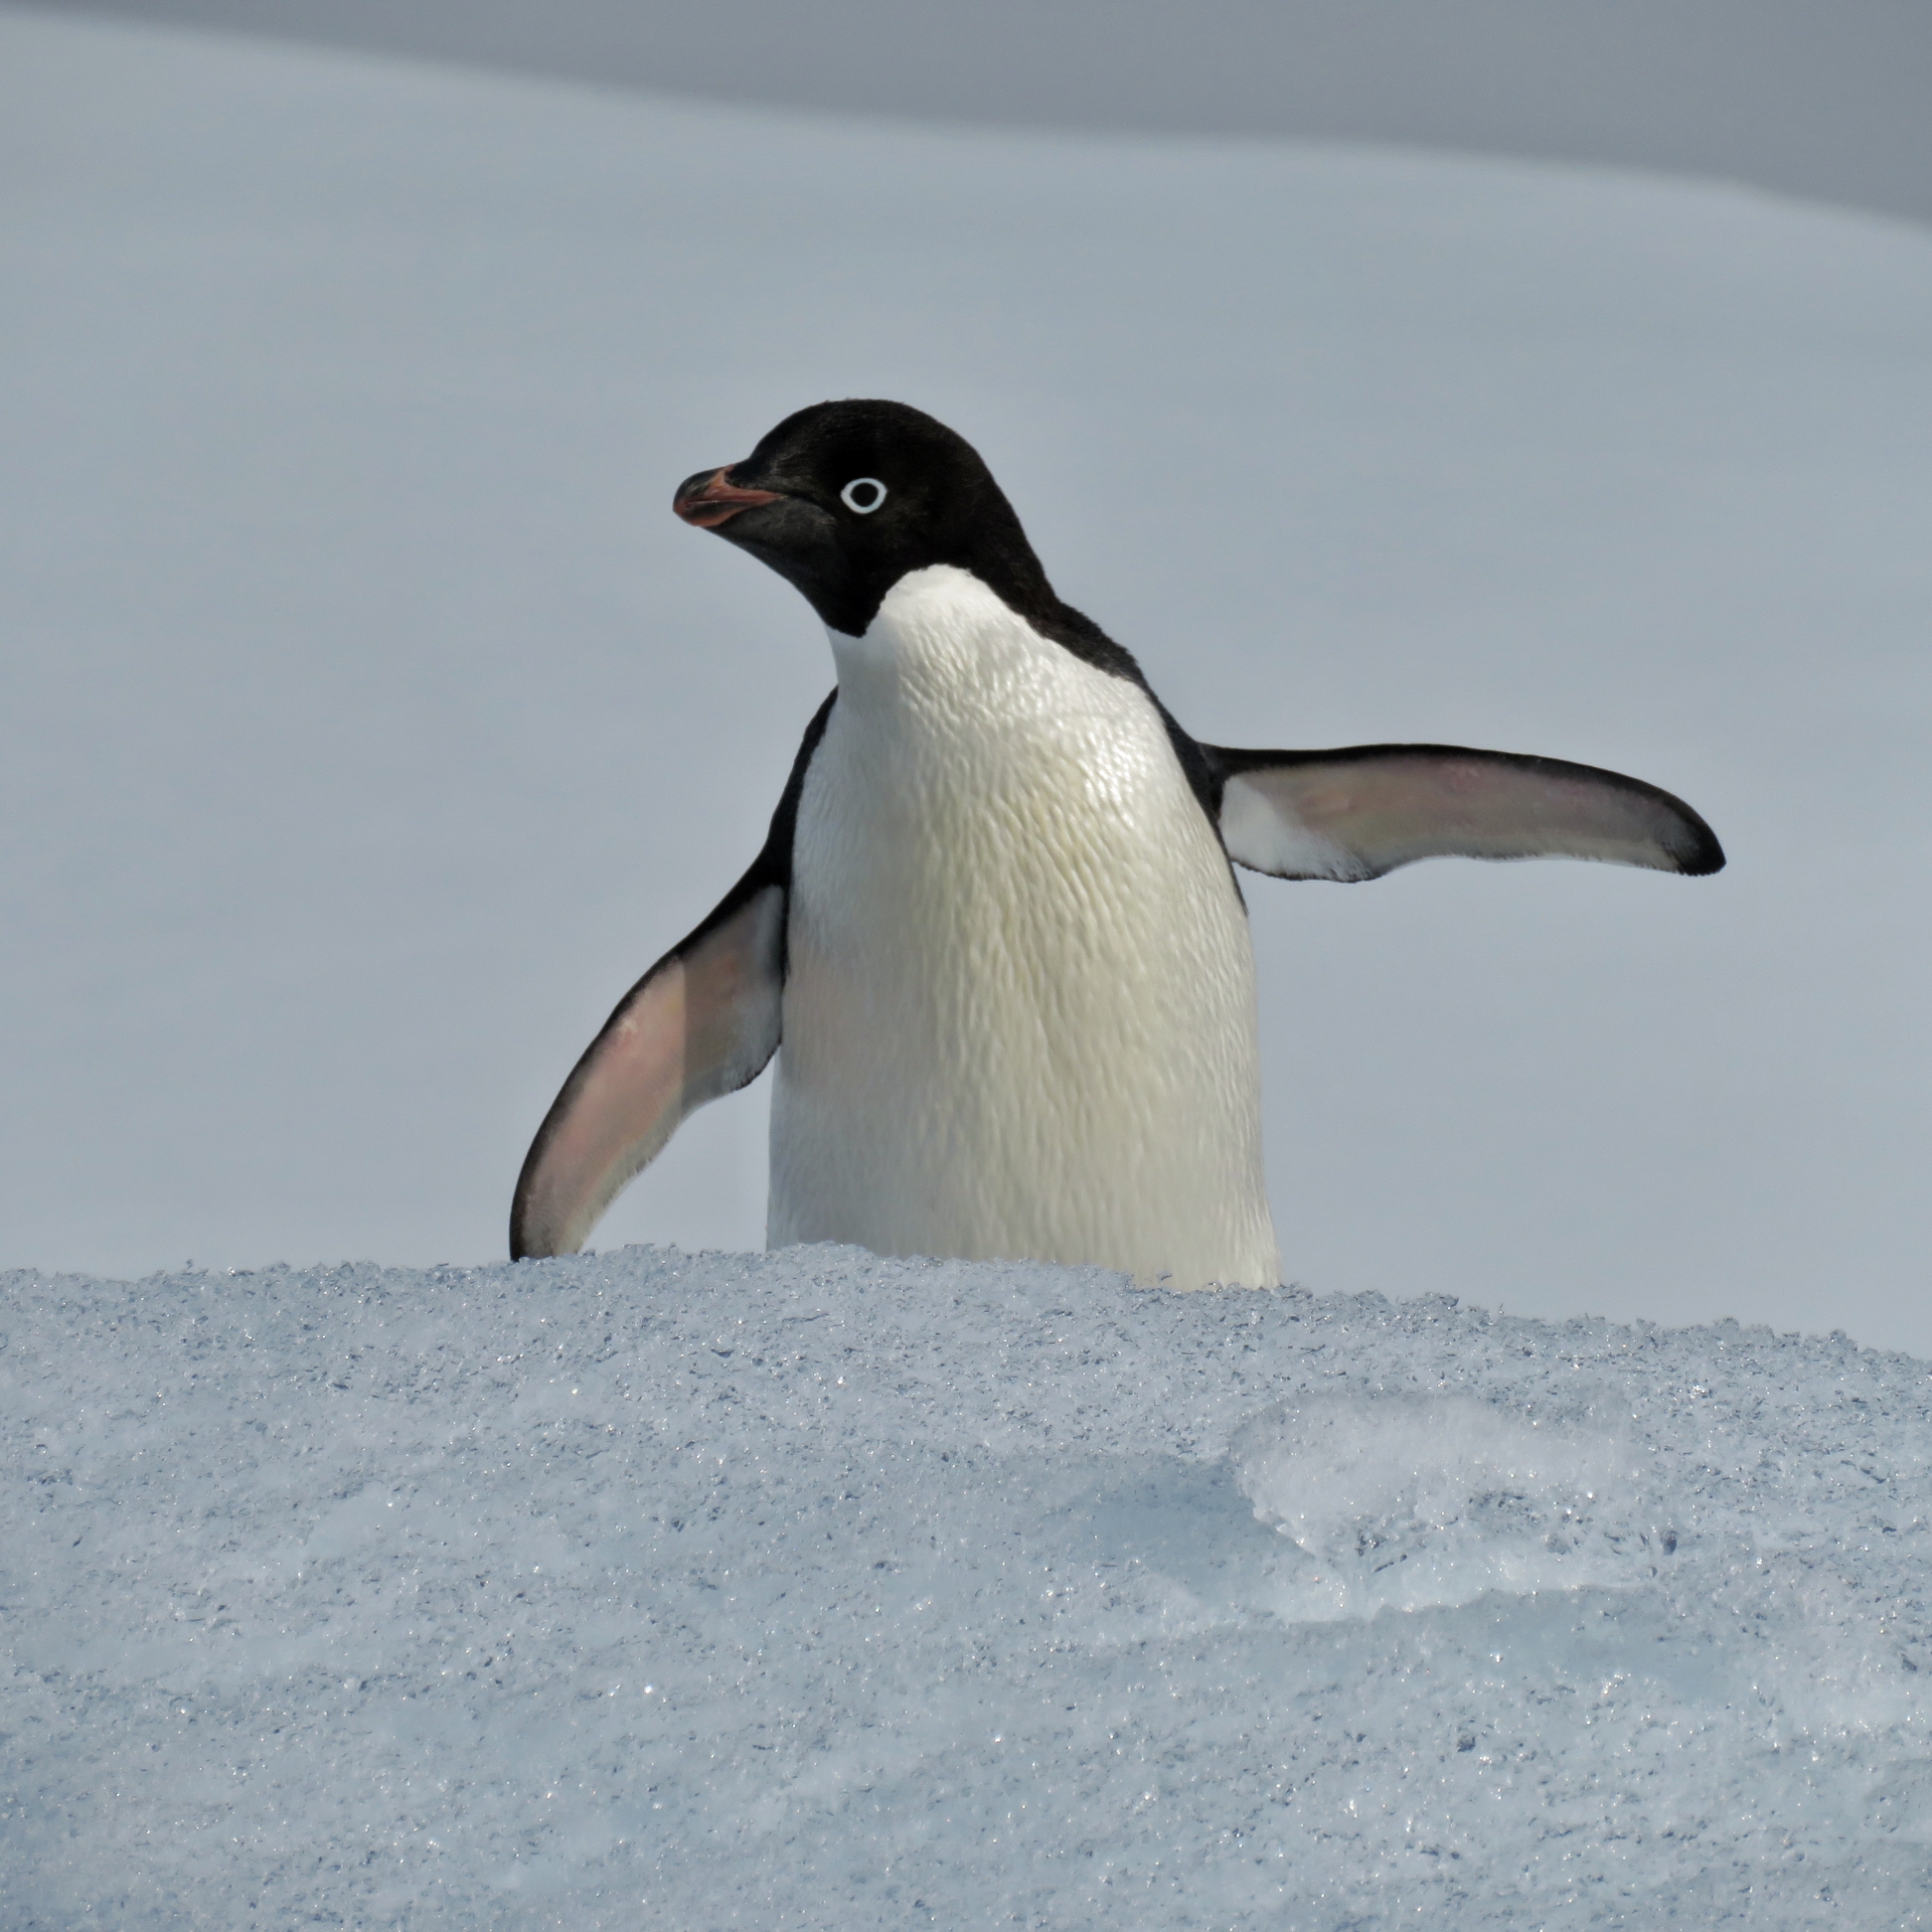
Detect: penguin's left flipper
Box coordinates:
(510, 876, 786, 1259)
(1208, 743, 1724, 882)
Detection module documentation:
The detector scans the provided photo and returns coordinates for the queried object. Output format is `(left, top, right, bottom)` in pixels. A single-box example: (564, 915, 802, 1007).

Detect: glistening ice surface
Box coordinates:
(6, 1249, 1930, 1926)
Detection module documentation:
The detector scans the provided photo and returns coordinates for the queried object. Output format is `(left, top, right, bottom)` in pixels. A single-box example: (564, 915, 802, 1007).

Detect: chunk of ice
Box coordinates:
(1232, 1392, 1654, 1616)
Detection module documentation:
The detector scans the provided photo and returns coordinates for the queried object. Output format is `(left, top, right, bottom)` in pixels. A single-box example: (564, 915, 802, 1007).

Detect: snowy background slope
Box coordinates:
(3, 9, 1930, 1348)
(6, 1249, 1932, 1926)
(37, 0, 1932, 227)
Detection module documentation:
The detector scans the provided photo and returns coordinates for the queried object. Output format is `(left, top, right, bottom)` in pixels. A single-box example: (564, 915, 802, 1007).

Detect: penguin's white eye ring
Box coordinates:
(840, 477, 888, 515)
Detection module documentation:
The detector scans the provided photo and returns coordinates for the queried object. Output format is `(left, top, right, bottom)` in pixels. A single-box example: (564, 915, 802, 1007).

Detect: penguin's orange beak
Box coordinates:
(673, 467, 783, 529)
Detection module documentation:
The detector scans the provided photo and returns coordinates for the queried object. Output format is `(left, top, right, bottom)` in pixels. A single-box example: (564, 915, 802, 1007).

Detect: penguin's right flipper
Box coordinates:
(510, 693, 837, 1260)
(510, 877, 786, 1260)
(1208, 742, 1724, 882)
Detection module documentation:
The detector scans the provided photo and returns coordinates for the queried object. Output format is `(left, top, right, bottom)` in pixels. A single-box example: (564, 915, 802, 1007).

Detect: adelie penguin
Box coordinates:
(511, 400, 1723, 1287)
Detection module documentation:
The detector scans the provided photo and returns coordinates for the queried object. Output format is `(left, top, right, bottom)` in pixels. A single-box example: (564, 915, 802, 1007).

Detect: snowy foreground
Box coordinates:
(5, 1250, 1931, 1926)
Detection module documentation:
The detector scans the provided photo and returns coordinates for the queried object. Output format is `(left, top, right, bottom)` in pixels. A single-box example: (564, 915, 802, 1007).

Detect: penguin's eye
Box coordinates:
(840, 477, 888, 515)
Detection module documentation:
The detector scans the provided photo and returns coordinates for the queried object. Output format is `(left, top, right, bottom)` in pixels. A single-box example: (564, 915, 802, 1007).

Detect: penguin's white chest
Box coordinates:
(767, 565, 1280, 1288)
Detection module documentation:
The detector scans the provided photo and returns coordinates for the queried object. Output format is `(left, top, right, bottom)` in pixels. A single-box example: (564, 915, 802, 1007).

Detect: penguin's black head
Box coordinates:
(673, 400, 1054, 637)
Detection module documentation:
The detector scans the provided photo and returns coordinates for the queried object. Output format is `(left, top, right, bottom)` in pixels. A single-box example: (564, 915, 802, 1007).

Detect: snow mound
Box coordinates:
(6, 1246, 1932, 1927)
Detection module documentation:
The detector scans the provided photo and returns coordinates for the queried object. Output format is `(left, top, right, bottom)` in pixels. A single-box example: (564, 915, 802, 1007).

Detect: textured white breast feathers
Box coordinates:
(768, 565, 1282, 1288)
